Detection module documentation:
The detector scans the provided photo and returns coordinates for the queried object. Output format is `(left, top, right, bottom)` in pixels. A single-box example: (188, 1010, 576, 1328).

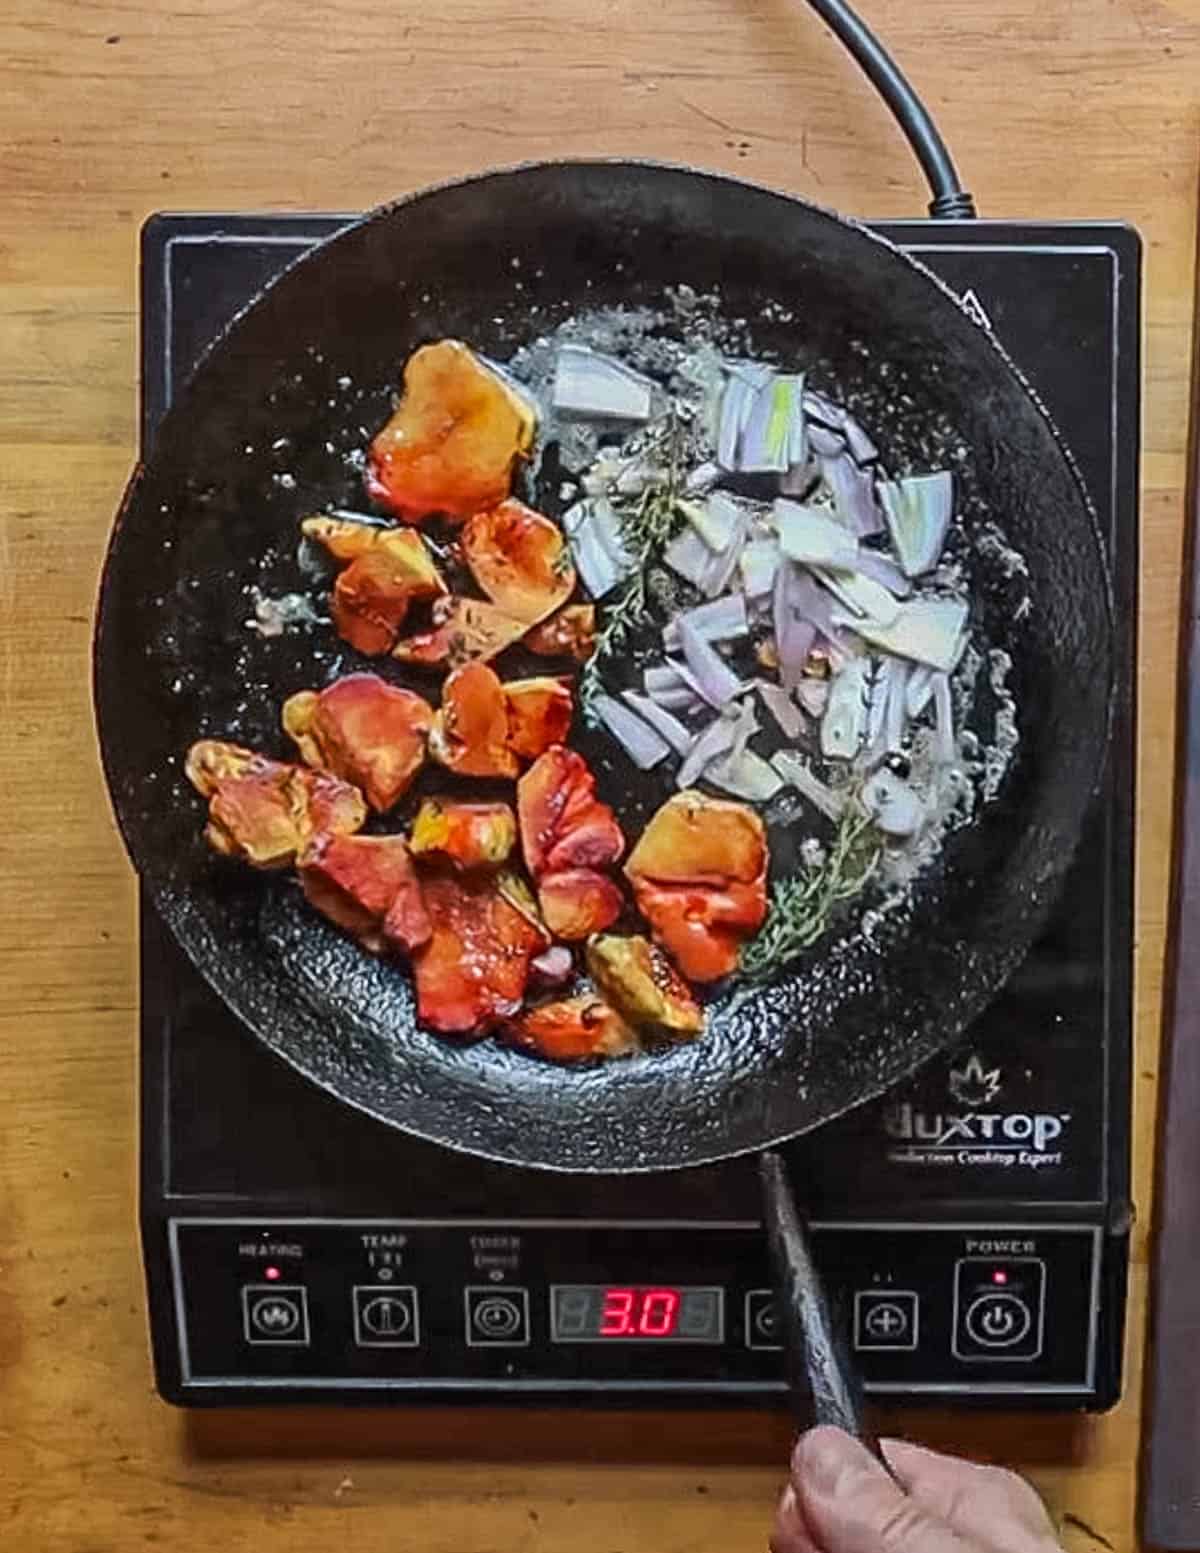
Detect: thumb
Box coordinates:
(794, 1427, 979, 1553)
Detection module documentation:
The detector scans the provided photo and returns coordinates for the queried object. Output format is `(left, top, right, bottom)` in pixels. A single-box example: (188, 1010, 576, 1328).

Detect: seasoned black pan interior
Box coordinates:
(95, 162, 1112, 1171)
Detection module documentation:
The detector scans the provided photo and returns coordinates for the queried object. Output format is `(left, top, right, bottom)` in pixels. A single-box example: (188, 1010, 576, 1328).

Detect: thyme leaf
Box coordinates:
(739, 808, 881, 983)
(578, 414, 686, 721)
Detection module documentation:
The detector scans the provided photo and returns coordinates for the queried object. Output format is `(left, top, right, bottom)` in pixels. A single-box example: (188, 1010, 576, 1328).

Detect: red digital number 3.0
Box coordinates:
(599, 1287, 681, 1337)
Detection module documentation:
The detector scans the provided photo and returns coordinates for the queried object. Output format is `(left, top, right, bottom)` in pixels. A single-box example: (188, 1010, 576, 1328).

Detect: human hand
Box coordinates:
(772, 1425, 1063, 1553)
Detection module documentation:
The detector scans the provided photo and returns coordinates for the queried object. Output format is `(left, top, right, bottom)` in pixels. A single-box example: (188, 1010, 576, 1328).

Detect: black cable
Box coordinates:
(802, 0, 977, 219)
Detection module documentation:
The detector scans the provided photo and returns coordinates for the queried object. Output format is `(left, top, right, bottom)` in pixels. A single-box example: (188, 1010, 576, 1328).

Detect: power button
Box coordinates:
(964, 1293, 1031, 1348)
(952, 1258, 1045, 1362)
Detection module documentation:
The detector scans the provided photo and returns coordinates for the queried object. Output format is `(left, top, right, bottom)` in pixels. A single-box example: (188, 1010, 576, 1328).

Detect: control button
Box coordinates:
(353, 1285, 420, 1348)
(952, 1257, 1045, 1362)
(744, 1289, 782, 1351)
(242, 1284, 310, 1346)
(854, 1290, 920, 1352)
(964, 1294, 1030, 1349)
(464, 1285, 530, 1346)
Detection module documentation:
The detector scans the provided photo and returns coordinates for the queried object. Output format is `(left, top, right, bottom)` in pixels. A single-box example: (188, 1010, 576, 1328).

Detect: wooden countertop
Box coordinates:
(0, 0, 1193, 1546)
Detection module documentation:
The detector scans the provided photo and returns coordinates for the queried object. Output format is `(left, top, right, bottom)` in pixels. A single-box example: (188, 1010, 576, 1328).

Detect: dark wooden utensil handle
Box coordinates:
(759, 1151, 873, 1443)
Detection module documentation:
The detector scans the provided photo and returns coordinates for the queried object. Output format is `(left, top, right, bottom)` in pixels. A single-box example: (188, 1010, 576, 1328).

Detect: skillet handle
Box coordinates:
(759, 1151, 876, 1446)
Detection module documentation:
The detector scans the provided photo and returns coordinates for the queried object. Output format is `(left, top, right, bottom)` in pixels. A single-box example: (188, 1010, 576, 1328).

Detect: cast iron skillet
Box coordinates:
(94, 159, 1112, 1175)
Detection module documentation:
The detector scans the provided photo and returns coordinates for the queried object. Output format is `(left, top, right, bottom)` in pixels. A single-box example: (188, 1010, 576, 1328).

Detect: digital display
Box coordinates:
(551, 1284, 724, 1344)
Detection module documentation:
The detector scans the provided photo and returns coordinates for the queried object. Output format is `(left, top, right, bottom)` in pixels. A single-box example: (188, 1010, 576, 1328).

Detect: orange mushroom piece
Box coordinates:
(585, 933, 704, 1038)
(536, 867, 623, 941)
(299, 832, 431, 956)
(461, 500, 575, 624)
(428, 661, 518, 779)
(517, 746, 626, 940)
(391, 498, 575, 667)
(302, 515, 448, 589)
(185, 739, 366, 868)
(503, 677, 573, 762)
(525, 604, 596, 663)
(302, 518, 445, 658)
(517, 746, 624, 878)
(409, 798, 517, 871)
(392, 595, 529, 669)
(627, 878, 766, 983)
(412, 871, 546, 1036)
(366, 340, 536, 523)
(624, 791, 768, 982)
(282, 673, 433, 813)
(506, 995, 639, 1063)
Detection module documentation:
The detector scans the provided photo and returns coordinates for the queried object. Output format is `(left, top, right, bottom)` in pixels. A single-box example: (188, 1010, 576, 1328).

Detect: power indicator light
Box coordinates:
(991, 1269, 1008, 1285)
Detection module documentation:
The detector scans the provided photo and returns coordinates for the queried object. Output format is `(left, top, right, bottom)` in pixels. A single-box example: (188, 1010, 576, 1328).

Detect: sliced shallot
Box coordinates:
(592, 694, 671, 770)
(677, 616, 742, 708)
(620, 690, 693, 756)
(663, 593, 748, 652)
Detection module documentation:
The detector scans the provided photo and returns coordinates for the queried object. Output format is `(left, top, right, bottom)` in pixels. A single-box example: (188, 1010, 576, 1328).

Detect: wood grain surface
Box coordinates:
(0, 0, 1194, 1547)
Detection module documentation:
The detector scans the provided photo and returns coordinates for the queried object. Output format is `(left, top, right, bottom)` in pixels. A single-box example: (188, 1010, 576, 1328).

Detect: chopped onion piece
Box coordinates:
(563, 498, 634, 599)
(774, 498, 858, 571)
(664, 594, 748, 651)
(678, 713, 739, 788)
(755, 679, 805, 739)
(620, 690, 693, 756)
(678, 616, 742, 708)
(849, 596, 968, 671)
(740, 374, 802, 474)
(878, 471, 953, 577)
(774, 559, 829, 690)
(706, 747, 783, 802)
(684, 491, 741, 553)
(867, 658, 895, 749)
(803, 388, 845, 428)
(822, 451, 884, 538)
(821, 657, 869, 760)
(717, 373, 759, 469)
(740, 537, 781, 597)
(770, 751, 846, 821)
(663, 525, 715, 589)
(795, 677, 829, 718)
(593, 694, 670, 769)
(644, 662, 704, 713)
(853, 548, 913, 598)
(931, 671, 957, 764)
(726, 359, 776, 390)
(703, 510, 748, 597)
(807, 424, 845, 458)
(906, 663, 936, 717)
(552, 344, 653, 421)
(884, 659, 910, 752)
(842, 414, 879, 467)
(814, 566, 902, 626)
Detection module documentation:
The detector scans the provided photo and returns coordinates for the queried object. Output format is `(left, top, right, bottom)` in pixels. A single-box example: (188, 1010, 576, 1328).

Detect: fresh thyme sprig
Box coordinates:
(739, 808, 881, 983)
(579, 414, 686, 720)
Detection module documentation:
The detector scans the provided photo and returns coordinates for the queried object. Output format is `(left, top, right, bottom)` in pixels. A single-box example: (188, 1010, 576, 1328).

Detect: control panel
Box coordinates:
(162, 1219, 1101, 1400)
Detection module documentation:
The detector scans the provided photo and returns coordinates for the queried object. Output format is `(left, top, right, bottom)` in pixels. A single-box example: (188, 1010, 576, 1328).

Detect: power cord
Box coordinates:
(802, 0, 976, 219)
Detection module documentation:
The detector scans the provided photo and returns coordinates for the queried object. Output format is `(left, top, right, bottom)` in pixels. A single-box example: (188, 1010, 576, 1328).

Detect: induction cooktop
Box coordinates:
(136, 213, 1138, 1409)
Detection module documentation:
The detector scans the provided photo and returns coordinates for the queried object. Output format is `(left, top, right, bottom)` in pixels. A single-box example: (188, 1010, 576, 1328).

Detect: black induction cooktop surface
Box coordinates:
(136, 213, 1138, 1408)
